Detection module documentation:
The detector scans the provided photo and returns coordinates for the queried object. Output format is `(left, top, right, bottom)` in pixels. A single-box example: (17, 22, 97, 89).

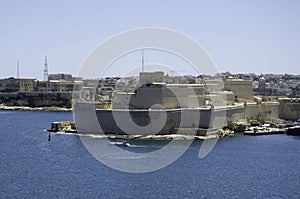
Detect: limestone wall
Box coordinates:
(204, 79, 224, 91)
(75, 102, 246, 135)
(78, 105, 244, 134)
(225, 105, 245, 123)
(258, 102, 279, 121)
(139, 71, 164, 84)
(279, 98, 300, 121)
(94, 108, 214, 134)
(224, 79, 253, 100)
(112, 92, 134, 109)
(114, 83, 206, 109)
(245, 103, 259, 120)
(245, 102, 279, 121)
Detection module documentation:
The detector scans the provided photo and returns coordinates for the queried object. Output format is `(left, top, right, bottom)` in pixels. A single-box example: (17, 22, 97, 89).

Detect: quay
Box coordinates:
(48, 120, 77, 133)
(48, 120, 300, 139)
(47, 120, 220, 140)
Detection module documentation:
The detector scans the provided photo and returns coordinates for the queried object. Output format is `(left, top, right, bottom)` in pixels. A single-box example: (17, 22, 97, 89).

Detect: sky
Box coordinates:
(1, 0, 300, 79)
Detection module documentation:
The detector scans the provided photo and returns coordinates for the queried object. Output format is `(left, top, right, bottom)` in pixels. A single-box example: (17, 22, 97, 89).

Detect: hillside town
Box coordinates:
(0, 71, 300, 115)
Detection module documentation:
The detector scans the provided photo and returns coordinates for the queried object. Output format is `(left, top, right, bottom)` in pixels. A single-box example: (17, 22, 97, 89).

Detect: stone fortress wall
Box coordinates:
(224, 79, 253, 100)
(279, 98, 300, 120)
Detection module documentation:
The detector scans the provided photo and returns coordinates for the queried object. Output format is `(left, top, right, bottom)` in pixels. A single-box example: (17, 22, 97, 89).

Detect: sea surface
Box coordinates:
(0, 110, 299, 198)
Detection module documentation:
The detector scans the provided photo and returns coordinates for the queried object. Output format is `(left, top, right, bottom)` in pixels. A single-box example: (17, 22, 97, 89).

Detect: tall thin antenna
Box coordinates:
(17, 61, 20, 78)
(43, 56, 48, 81)
(142, 50, 144, 72)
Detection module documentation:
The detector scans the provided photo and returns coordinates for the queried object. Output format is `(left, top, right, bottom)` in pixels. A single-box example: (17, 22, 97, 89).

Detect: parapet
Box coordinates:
(139, 71, 164, 84)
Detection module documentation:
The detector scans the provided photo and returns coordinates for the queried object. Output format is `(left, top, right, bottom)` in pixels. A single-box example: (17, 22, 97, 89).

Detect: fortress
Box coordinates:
(1, 71, 299, 135)
(73, 71, 300, 135)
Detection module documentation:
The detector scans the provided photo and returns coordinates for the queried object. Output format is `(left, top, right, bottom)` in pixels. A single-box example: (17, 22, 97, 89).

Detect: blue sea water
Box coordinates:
(0, 110, 299, 198)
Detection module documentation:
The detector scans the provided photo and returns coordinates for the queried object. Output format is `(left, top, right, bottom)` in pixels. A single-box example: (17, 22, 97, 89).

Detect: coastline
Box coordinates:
(0, 104, 71, 112)
(51, 131, 220, 140)
(48, 120, 225, 140)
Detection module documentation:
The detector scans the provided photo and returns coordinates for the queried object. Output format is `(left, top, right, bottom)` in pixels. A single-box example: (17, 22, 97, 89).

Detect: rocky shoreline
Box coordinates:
(47, 119, 300, 140)
(0, 104, 71, 112)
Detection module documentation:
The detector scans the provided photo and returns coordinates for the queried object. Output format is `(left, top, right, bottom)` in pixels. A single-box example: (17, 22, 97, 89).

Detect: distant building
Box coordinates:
(258, 76, 266, 93)
(20, 79, 36, 92)
(0, 77, 34, 93)
(56, 81, 75, 92)
(255, 76, 273, 95)
(35, 81, 53, 92)
(20, 79, 75, 93)
(35, 80, 74, 92)
(48, 73, 73, 81)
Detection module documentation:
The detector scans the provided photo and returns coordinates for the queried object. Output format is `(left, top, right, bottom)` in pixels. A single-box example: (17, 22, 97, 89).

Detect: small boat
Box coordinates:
(244, 127, 267, 135)
(286, 126, 300, 136)
(244, 126, 286, 136)
(109, 141, 131, 147)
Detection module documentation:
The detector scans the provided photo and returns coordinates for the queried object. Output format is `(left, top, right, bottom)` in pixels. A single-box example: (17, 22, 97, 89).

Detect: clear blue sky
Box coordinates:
(1, 0, 300, 79)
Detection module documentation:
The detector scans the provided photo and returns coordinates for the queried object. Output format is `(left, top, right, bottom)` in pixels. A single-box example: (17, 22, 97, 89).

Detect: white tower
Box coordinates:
(17, 61, 20, 78)
(141, 50, 144, 72)
(43, 56, 48, 81)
